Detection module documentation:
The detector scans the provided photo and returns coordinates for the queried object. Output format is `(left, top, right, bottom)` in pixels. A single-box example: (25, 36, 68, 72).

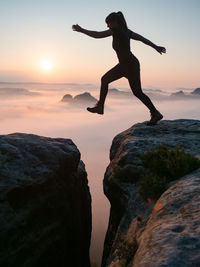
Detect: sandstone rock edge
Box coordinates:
(102, 119, 200, 267)
(0, 133, 91, 267)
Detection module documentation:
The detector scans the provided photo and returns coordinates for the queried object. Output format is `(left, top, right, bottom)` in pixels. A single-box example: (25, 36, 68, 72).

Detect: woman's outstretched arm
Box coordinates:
(72, 24, 112, 38)
(130, 31, 166, 54)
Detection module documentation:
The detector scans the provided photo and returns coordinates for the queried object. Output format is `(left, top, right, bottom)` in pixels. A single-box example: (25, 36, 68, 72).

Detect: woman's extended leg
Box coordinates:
(128, 68, 163, 125)
(87, 64, 124, 114)
(128, 76, 157, 113)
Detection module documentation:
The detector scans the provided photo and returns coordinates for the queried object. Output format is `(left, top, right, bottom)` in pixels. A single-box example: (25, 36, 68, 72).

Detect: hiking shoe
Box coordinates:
(147, 110, 163, 126)
(87, 102, 104, 115)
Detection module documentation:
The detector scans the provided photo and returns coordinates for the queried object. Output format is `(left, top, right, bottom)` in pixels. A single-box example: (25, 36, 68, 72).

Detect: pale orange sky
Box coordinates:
(0, 0, 199, 89)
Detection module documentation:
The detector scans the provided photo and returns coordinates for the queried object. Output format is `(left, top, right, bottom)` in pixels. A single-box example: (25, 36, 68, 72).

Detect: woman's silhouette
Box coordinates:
(72, 11, 166, 125)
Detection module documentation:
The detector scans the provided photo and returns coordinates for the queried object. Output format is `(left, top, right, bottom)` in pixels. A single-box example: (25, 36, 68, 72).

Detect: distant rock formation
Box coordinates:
(191, 87, 200, 95)
(73, 92, 97, 103)
(108, 88, 168, 101)
(170, 90, 186, 98)
(108, 88, 163, 98)
(108, 88, 131, 98)
(0, 133, 91, 267)
(61, 88, 200, 105)
(102, 119, 200, 267)
(0, 88, 39, 97)
(144, 88, 163, 93)
(61, 92, 97, 105)
(61, 93, 73, 102)
(169, 88, 200, 100)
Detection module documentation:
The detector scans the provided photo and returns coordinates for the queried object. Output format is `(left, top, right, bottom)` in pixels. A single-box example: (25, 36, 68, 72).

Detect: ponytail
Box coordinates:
(105, 11, 128, 30)
(116, 11, 128, 29)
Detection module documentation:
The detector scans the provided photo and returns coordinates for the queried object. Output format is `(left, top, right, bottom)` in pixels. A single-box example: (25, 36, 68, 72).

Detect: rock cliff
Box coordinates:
(0, 133, 91, 267)
(102, 119, 200, 267)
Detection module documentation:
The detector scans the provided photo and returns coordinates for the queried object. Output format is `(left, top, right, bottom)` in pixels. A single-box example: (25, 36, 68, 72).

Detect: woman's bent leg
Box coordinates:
(99, 64, 124, 105)
(87, 64, 124, 114)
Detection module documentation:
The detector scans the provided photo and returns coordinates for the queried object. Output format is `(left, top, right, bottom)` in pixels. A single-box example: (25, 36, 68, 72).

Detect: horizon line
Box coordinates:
(0, 81, 95, 86)
(0, 81, 198, 91)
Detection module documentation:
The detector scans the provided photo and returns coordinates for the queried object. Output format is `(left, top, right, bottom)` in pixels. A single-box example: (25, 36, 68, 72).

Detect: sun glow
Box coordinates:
(40, 59, 53, 71)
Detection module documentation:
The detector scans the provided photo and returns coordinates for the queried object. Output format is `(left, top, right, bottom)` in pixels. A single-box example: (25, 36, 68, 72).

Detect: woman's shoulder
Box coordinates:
(112, 27, 131, 35)
(127, 28, 133, 35)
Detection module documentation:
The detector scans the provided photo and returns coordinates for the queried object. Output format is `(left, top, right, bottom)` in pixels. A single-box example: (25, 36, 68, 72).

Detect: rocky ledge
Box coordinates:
(102, 119, 200, 267)
(0, 133, 91, 267)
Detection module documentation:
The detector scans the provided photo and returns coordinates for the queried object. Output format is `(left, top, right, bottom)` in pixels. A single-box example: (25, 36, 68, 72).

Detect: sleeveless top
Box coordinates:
(111, 27, 134, 62)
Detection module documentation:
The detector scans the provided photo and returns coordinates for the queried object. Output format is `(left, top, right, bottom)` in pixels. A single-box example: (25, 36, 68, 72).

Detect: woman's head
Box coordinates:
(105, 11, 128, 30)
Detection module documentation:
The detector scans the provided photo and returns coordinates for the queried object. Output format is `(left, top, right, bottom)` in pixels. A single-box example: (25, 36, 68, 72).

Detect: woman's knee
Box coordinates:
(132, 88, 144, 98)
(101, 74, 109, 85)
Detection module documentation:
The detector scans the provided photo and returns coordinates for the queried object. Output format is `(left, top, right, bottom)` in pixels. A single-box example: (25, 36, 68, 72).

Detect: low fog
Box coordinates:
(0, 82, 200, 266)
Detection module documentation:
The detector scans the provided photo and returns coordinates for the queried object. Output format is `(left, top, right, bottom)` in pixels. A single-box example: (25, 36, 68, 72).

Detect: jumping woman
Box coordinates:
(72, 11, 166, 125)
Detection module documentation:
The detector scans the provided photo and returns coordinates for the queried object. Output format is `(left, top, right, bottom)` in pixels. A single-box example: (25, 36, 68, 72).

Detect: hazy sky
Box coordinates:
(1, 0, 200, 89)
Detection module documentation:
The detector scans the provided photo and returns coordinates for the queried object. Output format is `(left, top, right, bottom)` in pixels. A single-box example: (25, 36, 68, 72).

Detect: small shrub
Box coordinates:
(111, 165, 142, 183)
(141, 145, 200, 182)
(139, 173, 166, 201)
(139, 145, 200, 201)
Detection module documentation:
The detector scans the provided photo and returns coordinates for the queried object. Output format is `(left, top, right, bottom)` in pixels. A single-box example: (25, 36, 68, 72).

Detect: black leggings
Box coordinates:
(99, 56, 157, 112)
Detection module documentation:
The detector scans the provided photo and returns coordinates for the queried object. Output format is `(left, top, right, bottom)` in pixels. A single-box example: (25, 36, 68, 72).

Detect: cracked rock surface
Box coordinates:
(102, 119, 200, 267)
(0, 133, 91, 267)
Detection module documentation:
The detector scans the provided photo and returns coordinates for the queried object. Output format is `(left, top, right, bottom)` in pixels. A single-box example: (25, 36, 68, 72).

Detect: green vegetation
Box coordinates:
(111, 145, 200, 202)
(139, 145, 200, 201)
(141, 145, 200, 181)
(138, 172, 166, 201)
(111, 165, 143, 183)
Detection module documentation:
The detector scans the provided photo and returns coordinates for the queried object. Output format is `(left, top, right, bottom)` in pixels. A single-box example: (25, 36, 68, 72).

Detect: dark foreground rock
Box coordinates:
(0, 133, 91, 267)
(102, 119, 200, 267)
(132, 169, 200, 267)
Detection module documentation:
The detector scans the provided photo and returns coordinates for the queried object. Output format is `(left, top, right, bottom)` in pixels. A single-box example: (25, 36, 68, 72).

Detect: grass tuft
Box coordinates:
(139, 145, 200, 201)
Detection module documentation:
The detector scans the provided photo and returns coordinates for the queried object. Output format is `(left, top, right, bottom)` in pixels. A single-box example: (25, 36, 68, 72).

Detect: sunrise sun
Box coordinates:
(40, 59, 53, 71)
